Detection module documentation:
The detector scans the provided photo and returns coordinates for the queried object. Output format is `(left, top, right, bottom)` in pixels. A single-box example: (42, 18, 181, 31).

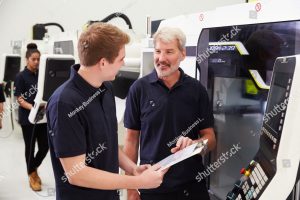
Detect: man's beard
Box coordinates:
(155, 61, 178, 77)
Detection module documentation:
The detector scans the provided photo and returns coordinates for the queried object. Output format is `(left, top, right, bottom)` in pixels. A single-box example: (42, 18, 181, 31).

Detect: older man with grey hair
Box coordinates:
(124, 27, 216, 200)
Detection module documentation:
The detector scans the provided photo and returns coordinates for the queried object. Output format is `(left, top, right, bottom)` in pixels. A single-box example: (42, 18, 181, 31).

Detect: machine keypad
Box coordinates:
(226, 161, 269, 200)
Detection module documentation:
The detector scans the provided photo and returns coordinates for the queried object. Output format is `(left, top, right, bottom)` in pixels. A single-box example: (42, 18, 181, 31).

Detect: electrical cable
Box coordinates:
(87, 12, 133, 30)
(43, 23, 65, 32)
(27, 106, 47, 195)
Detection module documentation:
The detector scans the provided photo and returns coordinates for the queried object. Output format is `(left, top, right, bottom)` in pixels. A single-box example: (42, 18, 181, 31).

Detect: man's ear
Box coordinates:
(98, 58, 106, 70)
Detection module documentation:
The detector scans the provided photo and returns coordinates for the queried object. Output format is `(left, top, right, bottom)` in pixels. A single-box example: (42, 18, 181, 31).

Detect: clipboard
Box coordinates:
(157, 139, 208, 171)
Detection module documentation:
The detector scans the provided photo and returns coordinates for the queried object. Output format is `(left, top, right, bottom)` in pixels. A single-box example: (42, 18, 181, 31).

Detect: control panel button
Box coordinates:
(245, 170, 251, 177)
(240, 168, 246, 174)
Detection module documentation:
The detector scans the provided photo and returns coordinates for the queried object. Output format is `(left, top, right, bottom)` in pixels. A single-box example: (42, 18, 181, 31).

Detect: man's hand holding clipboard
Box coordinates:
(156, 138, 208, 171)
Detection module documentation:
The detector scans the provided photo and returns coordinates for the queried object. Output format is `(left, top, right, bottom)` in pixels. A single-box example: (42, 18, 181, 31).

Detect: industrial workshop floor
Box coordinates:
(0, 119, 56, 200)
(0, 115, 128, 200)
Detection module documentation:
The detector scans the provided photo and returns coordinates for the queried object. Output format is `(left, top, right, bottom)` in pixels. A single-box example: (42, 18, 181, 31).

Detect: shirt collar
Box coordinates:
(24, 67, 38, 76)
(70, 64, 106, 97)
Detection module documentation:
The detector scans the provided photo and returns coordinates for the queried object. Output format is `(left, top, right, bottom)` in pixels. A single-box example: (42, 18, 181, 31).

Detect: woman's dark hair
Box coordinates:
(25, 43, 40, 58)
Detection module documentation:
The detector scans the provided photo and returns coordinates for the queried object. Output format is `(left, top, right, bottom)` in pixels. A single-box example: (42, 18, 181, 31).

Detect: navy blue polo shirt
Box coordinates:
(14, 67, 38, 125)
(46, 64, 119, 200)
(124, 68, 214, 193)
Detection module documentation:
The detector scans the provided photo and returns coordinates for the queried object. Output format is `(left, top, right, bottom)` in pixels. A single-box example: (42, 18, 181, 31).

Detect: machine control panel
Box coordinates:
(225, 56, 299, 200)
(226, 161, 269, 200)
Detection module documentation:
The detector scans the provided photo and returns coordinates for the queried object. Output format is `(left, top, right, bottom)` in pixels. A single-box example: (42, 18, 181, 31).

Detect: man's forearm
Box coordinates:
(119, 147, 137, 175)
(123, 130, 141, 197)
(123, 129, 140, 175)
(123, 142, 139, 175)
(198, 128, 216, 151)
(68, 165, 141, 190)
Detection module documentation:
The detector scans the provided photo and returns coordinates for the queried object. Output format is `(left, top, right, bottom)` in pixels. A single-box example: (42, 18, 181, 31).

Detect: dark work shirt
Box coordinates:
(124, 68, 214, 193)
(14, 67, 38, 125)
(46, 64, 119, 200)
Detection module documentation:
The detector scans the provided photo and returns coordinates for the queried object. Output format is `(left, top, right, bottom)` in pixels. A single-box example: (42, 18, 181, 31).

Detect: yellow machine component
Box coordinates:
(245, 79, 259, 95)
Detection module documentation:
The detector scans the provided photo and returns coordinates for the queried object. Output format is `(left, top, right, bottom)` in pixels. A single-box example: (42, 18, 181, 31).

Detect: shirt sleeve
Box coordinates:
(198, 84, 214, 130)
(47, 101, 86, 158)
(14, 73, 25, 97)
(124, 83, 141, 130)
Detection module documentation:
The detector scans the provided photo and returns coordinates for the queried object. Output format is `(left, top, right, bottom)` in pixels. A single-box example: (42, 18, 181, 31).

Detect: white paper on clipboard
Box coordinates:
(157, 139, 208, 171)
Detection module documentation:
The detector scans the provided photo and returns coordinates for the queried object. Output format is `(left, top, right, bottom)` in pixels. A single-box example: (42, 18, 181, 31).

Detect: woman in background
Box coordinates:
(14, 43, 48, 191)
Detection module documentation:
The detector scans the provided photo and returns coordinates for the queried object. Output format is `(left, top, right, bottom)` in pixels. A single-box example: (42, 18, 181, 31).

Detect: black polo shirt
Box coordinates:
(46, 64, 119, 200)
(124, 68, 214, 193)
(14, 67, 38, 125)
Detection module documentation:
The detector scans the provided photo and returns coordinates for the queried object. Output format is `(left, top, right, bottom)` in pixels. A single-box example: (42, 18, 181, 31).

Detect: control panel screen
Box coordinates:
(261, 57, 295, 151)
(43, 58, 74, 101)
(4, 56, 21, 82)
(263, 72, 290, 135)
